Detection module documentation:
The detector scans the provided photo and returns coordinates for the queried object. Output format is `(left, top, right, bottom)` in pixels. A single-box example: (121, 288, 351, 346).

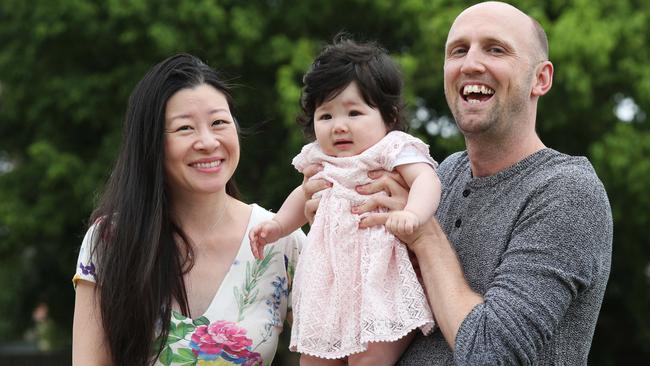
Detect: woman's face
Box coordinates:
(163, 84, 239, 197)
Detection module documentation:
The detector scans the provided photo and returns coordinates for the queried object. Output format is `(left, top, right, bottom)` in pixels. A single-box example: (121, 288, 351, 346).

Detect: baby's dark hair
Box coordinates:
(297, 35, 407, 140)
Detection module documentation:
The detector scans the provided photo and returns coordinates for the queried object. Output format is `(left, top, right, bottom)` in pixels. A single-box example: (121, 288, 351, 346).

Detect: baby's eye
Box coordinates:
(349, 110, 362, 117)
(317, 113, 332, 121)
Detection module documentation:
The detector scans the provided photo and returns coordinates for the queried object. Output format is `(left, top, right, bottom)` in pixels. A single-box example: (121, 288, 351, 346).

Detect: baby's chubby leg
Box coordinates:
(347, 331, 415, 366)
(300, 354, 346, 366)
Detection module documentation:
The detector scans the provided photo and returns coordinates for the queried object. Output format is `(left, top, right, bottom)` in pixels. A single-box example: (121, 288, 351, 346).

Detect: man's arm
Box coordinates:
(407, 220, 483, 348)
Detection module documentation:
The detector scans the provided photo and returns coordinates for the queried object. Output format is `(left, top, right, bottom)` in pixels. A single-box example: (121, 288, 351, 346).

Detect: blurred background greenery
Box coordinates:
(0, 0, 648, 364)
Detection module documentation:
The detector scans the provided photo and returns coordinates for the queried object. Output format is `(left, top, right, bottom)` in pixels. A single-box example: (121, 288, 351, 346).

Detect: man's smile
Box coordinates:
(461, 83, 495, 104)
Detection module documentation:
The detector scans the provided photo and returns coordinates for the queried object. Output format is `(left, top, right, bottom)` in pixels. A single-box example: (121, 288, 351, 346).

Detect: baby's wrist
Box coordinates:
(402, 209, 423, 223)
(271, 218, 285, 237)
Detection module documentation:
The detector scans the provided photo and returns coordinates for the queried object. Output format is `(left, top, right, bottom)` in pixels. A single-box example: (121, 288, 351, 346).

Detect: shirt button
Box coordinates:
(462, 189, 470, 197)
(455, 218, 462, 228)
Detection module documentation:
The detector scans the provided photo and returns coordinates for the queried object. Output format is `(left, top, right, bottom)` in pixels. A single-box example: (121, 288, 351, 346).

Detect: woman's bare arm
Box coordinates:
(73, 281, 111, 365)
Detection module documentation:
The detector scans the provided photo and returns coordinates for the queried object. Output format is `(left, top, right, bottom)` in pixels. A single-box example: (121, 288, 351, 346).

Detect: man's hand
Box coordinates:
(354, 169, 409, 226)
(249, 219, 283, 260)
(360, 213, 443, 256)
(301, 164, 331, 224)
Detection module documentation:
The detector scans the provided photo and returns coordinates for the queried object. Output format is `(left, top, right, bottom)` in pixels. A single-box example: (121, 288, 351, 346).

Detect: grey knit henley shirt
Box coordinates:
(398, 148, 613, 365)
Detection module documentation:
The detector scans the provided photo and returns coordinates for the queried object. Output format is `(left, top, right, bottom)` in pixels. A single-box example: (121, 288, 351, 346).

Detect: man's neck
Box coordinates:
(466, 133, 545, 178)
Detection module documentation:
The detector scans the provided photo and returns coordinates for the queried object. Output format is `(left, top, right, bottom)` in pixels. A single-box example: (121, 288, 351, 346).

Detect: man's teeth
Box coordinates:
(463, 85, 495, 95)
(194, 161, 222, 169)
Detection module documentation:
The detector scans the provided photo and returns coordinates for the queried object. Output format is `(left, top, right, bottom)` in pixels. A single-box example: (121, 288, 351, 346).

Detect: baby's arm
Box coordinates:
(249, 186, 308, 259)
(386, 162, 441, 235)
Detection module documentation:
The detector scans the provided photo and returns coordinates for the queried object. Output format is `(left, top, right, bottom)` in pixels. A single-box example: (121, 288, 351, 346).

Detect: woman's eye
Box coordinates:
(212, 119, 228, 127)
(176, 125, 193, 132)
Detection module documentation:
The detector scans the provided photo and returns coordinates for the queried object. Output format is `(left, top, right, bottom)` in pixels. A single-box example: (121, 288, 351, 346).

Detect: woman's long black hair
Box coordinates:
(90, 53, 239, 365)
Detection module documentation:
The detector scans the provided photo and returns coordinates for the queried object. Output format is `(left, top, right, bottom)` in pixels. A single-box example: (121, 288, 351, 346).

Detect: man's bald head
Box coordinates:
(450, 1, 548, 62)
(528, 15, 549, 60)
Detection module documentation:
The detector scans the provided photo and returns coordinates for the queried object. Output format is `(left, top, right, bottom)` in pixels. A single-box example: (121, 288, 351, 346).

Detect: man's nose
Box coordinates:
(460, 47, 487, 75)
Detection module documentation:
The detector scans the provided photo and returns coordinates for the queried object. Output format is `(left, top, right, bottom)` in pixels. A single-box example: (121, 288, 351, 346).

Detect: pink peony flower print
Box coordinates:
(190, 320, 263, 365)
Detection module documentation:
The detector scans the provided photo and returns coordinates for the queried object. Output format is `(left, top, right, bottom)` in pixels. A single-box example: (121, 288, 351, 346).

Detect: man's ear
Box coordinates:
(532, 61, 553, 97)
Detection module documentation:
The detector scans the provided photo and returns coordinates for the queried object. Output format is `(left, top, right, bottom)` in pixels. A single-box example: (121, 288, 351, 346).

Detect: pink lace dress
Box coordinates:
(289, 131, 436, 359)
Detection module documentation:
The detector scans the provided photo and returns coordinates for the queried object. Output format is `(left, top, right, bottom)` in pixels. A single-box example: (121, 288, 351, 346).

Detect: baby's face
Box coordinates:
(313, 82, 387, 157)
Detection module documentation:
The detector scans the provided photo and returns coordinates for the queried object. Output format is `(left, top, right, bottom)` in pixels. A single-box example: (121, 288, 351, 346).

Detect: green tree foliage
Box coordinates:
(0, 0, 647, 363)
(591, 124, 650, 364)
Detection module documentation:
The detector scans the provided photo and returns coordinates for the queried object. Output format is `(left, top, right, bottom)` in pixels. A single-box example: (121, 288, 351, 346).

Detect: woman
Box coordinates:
(72, 54, 304, 366)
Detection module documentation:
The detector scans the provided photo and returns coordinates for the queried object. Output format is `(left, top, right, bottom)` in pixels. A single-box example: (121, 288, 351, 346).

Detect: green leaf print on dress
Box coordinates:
(234, 247, 279, 321)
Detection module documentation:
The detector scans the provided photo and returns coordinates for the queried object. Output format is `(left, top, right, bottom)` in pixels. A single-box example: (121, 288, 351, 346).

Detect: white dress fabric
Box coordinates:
(73, 204, 304, 366)
(289, 131, 437, 359)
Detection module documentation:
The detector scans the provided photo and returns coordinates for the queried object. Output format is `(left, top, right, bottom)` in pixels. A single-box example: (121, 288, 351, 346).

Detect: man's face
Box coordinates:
(443, 2, 540, 138)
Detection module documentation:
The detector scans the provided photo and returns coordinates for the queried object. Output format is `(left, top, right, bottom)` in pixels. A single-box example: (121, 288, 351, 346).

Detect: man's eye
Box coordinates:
(488, 46, 505, 54)
(450, 47, 467, 56)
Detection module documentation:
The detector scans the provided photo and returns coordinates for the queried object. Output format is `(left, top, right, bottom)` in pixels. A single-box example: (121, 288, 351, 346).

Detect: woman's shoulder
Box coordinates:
(248, 203, 276, 223)
(73, 220, 105, 287)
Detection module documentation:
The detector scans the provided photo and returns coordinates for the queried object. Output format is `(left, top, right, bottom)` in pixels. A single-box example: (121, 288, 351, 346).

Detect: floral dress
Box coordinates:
(73, 204, 304, 366)
(289, 131, 437, 359)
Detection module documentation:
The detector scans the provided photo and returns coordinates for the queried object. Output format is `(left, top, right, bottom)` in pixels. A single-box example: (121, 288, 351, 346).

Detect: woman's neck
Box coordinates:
(170, 190, 233, 232)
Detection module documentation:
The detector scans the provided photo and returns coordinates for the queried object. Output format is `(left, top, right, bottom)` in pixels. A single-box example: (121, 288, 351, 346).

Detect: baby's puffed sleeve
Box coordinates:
(383, 132, 438, 171)
(291, 142, 318, 173)
(72, 224, 100, 288)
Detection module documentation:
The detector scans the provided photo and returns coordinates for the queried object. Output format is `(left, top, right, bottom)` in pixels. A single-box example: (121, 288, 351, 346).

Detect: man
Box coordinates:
(305, 1, 612, 365)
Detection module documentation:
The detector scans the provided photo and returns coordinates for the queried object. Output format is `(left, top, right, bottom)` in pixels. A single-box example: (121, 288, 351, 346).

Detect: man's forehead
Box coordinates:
(446, 3, 533, 47)
(456, 1, 529, 21)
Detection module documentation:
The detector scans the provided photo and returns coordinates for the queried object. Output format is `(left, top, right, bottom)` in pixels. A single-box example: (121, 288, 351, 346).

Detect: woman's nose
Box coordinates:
(193, 128, 219, 150)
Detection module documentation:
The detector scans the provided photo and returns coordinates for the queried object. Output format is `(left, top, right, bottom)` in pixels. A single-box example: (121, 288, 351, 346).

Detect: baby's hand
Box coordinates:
(385, 210, 421, 236)
(249, 219, 283, 260)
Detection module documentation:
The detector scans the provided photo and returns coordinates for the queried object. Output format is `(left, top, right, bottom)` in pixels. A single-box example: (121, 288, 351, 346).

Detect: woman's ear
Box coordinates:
(532, 61, 553, 97)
